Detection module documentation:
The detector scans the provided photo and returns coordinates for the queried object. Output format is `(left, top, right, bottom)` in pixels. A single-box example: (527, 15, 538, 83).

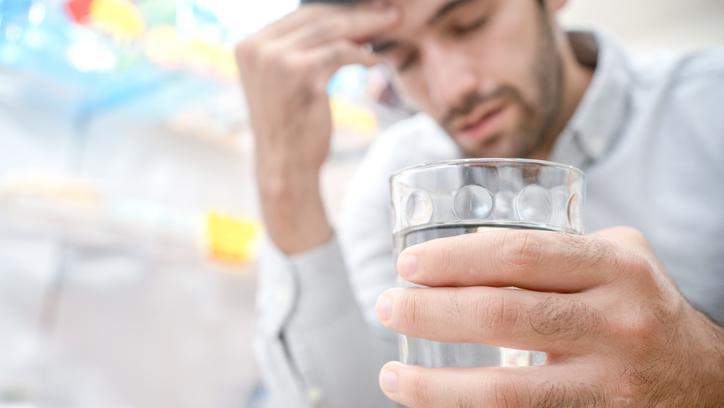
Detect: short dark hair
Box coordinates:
(301, 0, 360, 4)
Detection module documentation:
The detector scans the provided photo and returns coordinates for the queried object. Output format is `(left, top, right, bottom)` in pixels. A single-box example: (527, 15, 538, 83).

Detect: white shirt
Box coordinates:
(254, 31, 724, 407)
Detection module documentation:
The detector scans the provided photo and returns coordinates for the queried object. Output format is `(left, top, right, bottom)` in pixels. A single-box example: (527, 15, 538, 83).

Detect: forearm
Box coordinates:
(258, 171, 332, 255)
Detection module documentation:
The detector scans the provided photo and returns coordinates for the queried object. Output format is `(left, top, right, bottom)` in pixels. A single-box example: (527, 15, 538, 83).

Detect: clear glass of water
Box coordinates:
(389, 158, 585, 368)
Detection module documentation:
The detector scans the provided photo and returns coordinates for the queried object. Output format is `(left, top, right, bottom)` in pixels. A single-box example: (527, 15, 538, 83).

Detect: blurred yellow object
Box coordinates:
(90, 0, 145, 41)
(205, 211, 261, 266)
(0, 171, 101, 207)
(145, 25, 185, 67)
(186, 40, 237, 80)
(330, 97, 378, 134)
(144, 26, 237, 80)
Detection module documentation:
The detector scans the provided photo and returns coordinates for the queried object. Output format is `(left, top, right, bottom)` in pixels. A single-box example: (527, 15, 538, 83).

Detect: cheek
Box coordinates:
(472, 3, 542, 101)
(391, 72, 434, 114)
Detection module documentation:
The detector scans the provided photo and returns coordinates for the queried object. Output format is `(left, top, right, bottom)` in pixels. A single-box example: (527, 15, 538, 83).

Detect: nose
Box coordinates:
(420, 41, 478, 113)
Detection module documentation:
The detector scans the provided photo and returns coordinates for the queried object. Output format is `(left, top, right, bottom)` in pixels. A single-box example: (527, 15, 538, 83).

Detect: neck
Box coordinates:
(529, 31, 594, 160)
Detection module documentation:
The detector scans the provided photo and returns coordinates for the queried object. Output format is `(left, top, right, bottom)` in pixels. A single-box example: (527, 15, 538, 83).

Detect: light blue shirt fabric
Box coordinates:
(254, 30, 724, 407)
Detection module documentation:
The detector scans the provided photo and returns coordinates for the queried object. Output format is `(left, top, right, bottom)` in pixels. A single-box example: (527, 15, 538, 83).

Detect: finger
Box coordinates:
(379, 362, 608, 408)
(281, 4, 400, 49)
(397, 228, 620, 292)
(376, 287, 607, 354)
(592, 226, 651, 252)
(258, 1, 397, 43)
(303, 41, 381, 88)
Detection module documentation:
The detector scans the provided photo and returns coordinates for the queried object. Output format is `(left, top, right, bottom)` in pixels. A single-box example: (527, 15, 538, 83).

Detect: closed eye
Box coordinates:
(397, 51, 419, 73)
(451, 16, 489, 36)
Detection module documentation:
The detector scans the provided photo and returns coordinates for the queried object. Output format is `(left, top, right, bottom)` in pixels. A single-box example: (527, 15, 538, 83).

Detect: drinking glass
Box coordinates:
(390, 158, 585, 368)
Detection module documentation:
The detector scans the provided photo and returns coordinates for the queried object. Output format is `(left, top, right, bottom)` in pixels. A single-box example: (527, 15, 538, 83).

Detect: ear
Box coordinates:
(545, 0, 567, 12)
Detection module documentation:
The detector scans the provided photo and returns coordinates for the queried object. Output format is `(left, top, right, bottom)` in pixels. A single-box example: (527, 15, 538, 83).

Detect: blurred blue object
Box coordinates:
(0, 0, 223, 128)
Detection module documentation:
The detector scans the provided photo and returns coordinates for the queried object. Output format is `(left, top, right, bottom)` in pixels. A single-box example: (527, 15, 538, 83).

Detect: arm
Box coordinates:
(237, 3, 402, 406)
(235, 1, 398, 254)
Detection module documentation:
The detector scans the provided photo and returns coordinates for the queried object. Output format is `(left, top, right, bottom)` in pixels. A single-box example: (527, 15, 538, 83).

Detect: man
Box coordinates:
(236, 0, 724, 406)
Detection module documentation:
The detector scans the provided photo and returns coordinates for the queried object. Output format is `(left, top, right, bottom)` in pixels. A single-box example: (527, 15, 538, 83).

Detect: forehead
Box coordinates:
(385, 0, 464, 34)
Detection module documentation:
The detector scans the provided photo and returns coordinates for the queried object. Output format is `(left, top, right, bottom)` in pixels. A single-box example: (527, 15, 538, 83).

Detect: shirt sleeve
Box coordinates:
(253, 114, 458, 407)
(253, 236, 396, 408)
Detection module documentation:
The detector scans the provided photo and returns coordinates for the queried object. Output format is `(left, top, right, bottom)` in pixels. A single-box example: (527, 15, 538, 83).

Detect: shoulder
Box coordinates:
(636, 47, 724, 110)
(633, 48, 724, 131)
(633, 48, 724, 168)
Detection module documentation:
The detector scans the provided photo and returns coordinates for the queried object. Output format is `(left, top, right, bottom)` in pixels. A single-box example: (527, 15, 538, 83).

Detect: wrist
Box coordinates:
(257, 170, 332, 254)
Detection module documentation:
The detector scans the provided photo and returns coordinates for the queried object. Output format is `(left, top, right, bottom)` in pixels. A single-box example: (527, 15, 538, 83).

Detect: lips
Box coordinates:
(454, 101, 509, 144)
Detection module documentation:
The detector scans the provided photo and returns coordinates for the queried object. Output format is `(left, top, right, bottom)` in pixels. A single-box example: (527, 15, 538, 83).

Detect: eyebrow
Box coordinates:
(370, 0, 477, 54)
(428, 0, 476, 26)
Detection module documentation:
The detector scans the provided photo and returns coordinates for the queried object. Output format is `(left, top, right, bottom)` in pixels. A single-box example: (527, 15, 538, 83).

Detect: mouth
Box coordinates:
(453, 101, 509, 145)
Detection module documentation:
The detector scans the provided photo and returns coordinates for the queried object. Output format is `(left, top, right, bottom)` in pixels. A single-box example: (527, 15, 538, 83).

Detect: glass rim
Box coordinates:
(390, 158, 585, 181)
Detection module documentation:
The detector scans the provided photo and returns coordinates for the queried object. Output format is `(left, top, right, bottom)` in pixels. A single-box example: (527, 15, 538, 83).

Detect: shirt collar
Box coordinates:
(550, 30, 635, 170)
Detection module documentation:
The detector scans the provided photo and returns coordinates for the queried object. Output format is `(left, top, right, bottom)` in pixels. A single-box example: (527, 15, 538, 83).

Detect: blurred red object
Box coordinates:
(65, 0, 92, 24)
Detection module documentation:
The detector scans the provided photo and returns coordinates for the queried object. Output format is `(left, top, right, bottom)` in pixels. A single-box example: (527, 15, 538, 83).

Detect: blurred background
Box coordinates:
(0, 0, 722, 407)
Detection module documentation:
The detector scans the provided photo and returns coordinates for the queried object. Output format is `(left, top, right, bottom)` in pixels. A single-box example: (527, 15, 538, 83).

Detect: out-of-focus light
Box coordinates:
(23, 28, 47, 49)
(89, 0, 145, 41)
(66, 0, 92, 24)
(0, 46, 22, 64)
(144, 25, 236, 80)
(198, 0, 299, 38)
(28, 2, 47, 26)
(4, 25, 23, 43)
(66, 34, 117, 72)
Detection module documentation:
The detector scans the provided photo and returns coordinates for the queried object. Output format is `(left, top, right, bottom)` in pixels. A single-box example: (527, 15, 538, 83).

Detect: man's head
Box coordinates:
(376, 0, 574, 158)
(310, 0, 577, 159)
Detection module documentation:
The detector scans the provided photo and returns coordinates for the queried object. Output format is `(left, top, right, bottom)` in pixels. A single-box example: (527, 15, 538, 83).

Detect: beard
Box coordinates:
(440, 11, 565, 159)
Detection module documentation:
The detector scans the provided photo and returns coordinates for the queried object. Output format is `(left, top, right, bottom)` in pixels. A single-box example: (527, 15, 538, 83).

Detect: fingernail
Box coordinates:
(380, 368, 398, 393)
(397, 253, 417, 279)
(376, 292, 393, 323)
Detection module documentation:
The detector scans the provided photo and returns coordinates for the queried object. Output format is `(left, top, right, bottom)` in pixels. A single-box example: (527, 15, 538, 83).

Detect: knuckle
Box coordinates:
(499, 230, 543, 270)
(319, 19, 345, 38)
(475, 295, 519, 334)
(528, 297, 605, 340)
(409, 369, 433, 407)
(616, 370, 647, 403)
(611, 310, 658, 349)
(492, 378, 526, 407)
(306, 24, 332, 42)
(536, 382, 573, 408)
(434, 244, 455, 276)
(535, 381, 609, 408)
(617, 226, 648, 245)
(278, 53, 304, 73)
(398, 290, 422, 329)
(343, 13, 361, 31)
(256, 46, 278, 67)
(622, 252, 658, 288)
(321, 43, 350, 68)
(235, 38, 259, 61)
(454, 392, 477, 408)
(444, 290, 465, 323)
(559, 233, 611, 272)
